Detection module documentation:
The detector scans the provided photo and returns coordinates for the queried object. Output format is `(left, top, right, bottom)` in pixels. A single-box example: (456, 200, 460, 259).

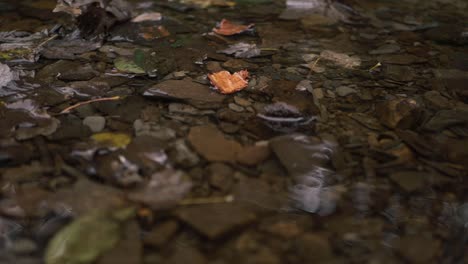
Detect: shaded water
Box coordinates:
(0, 0, 468, 263)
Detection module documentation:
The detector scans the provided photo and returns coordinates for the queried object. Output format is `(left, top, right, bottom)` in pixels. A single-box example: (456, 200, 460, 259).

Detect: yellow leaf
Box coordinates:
(91, 133, 131, 148)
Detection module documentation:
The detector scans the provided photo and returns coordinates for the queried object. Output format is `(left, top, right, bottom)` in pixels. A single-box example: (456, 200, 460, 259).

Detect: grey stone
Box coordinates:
(335, 86, 357, 97)
(83, 116, 106, 133)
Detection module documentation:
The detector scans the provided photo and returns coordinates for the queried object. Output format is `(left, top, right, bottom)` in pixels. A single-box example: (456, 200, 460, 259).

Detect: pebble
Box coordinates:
(11, 239, 38, 255)
(395, 235, 441, 263)
(236, 144, 271, 166)
(176, 203, 256, 239)
(83, 116, 106, 133)
(228, 103, 245, 112)
(369, 44, 401, 55)
(143, 220, 179, 248)
(188, 125, 242, 162)
(233, 96, 251, 107)
(207, 163, 234, 191)
(134, 120, 176, 141)
(170, 139, 200, 167)
(335, 86, 357, 97)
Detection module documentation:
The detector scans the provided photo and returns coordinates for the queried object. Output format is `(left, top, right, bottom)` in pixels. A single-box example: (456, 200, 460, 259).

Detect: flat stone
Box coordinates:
(384, 65, 414, 82)
(335, 86, 357, 97)
(169, 139, 200, 168)
(207, 163, 234, 191)
(297, 233, 333, 262)
(389, 171, 427, 192)
(234, 96, 251, 107)
(175, 203, 256, 239)
(97, 221, 142, 264)
(83, 116, 106, 133)
(188, 125, 242, 162)
(143, 220, 179, 248)
(134, 120, 176, 141)
(236, 144, 271, 166)
(228, 103, 245, 112)
(379, 54, 427, 65)
(369, 44, 401, 55)
(222, 59, 258, 71)
(395, 235, 441, 263)
(143, 79, 225, 109)
(375, 98, 420, 129)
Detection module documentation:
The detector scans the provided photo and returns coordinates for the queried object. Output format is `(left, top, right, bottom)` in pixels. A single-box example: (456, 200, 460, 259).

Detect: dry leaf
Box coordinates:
(213, 19, 254, 36)
(208, 70, 249, 94)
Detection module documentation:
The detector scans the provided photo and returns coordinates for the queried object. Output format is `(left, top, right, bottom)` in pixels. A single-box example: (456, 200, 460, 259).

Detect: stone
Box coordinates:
(168, 103, 215, 116)
(97, 221, 142, 264)
(222, 59, 258, 71)
(228, 103, 244, 112)
(389, 171, 427, 192)
(234, 96, 251, 107)
(134, 120, 176, 141)
(166, 245, 206, 264)
(188, 125, 243, 162)
(143, 220, 179, 248)
(175, 203, 256, 239)
(395, 235, 441, 263)
(423, 91, 451, 110)
(144, 79, 226, 109)
(369, 44, 401, 55)
(207, 163, 234, 191)
(297, 233, 333, 262)
(375, 98, 420, 129)
(236, 144, 271, 166)
(11, 239, 38, 255)
(170, 139, 200, 168)
(83, 116, 106, 133)
(335, 86, 357, 97)
(206, 61, 224, 72)
(384, 65, 414, 82)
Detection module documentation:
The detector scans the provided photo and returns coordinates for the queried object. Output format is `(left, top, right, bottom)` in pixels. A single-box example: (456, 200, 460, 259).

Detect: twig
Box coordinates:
(37, 34, 58, 48)
(60, 96, 121, 114)
(178, 195, 234, 206)
(368, 62, 382, 72)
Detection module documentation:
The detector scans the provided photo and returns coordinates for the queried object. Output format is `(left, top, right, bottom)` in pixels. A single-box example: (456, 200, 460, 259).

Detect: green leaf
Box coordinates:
(45, 208, 135, 264)
(114, 57, 145, 74)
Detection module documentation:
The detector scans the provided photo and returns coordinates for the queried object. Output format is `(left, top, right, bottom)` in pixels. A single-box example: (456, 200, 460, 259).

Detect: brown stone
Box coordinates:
(188, 125, 243, 162)
(236, 144, 271, 166)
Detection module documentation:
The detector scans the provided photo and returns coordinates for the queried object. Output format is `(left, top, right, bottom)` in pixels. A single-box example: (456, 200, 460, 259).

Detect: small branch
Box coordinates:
(178, 195, 235, 206)
(60, 96, 121, 114)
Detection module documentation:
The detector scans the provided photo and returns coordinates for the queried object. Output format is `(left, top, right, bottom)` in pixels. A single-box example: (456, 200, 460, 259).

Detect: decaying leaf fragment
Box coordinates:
(213, 19, 255, 36)
(208, 70, 249, 94)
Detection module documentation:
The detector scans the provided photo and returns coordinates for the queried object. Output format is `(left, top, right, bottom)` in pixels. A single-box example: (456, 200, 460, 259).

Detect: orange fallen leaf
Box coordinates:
(213, 19, 254, 36)
(208, 70, 249, 94)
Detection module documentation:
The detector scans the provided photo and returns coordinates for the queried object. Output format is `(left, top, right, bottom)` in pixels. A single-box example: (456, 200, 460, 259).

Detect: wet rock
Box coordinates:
(296, 233, 333, 262)
(395, 235, 441, 263)
(369, 44, 401, 55)
(207, 163, 234, 191)
(335, 86, 357, 97)
(144, 79, 225, 109)
(383, 65, 414, 82)
(433, 69, 468, 103)
(168, 103, 215, 115)
(83, 116, 106, 133)
(389, 171, 427, 192)
(175, 203, 256, 239)
(228, 103, 245, 112)
(11, 239, 37, 255)
(257, 102, 316, 133)
(166, 245, 206, 264)
(423, 91, 451, 110)
(375, 98, 421, 129)
(143, 220, 179, 248)
(222, 59, 258, 71)
(170, 139, 200, 168)
(234, 96, 252, 107)
(48, 179, 127, 216)
(97, 221, 142, 264)
(41, 39, 102, 60)
(219, 122, 240, 134)
(188, 125, 243, 162)
(134, 119, 176, 141)
(379, 54, 427, 65)
(128, 169, 192, 210)
(236, 144, 271, 166)
(422, 109, 468, 133)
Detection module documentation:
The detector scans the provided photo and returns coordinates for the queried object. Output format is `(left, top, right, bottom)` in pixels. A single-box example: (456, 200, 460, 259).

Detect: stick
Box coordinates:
(60, 96, 121, 114)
